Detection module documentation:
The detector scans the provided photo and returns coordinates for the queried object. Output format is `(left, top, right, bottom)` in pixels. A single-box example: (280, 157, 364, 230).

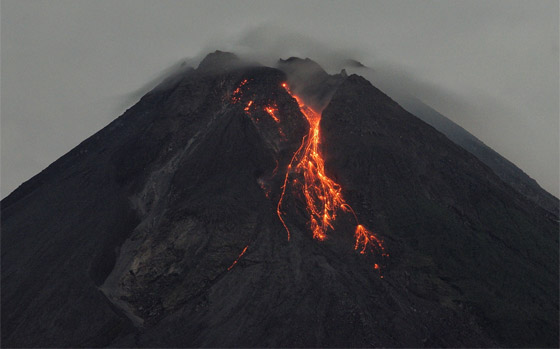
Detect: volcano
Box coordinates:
(2, 51, 558, 348)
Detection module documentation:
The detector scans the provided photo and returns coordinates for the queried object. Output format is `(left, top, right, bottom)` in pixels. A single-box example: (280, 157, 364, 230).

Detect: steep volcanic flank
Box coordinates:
(1, 51, 558, 348)
(275, 83, 387, 269)
(396, 95, 560, 215)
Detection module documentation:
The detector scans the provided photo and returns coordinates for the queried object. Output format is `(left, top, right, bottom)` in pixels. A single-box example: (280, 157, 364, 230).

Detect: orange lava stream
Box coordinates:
(228, 79, 387, 274)
(227, 245, 249, 270)
(244, 100, 253, 112)
(231, 79, 248, 103)
(264, 104, 281, 123)
(278, 83, 386, 266)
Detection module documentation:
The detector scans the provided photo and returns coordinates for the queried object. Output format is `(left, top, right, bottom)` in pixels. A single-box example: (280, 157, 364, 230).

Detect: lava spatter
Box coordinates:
(231, 80, 286, 131)
(231, 79, 249, 103)
(264, 104, 281, 123)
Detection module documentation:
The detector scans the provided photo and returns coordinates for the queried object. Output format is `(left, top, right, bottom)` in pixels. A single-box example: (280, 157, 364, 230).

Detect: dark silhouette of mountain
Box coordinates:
(397, 95, 559, 215)
(342, 64, 558, 215)
(2, 51, 558, 348)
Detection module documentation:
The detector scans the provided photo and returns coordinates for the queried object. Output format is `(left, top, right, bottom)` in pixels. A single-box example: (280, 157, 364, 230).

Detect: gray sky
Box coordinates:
(1, 0, 558, 198)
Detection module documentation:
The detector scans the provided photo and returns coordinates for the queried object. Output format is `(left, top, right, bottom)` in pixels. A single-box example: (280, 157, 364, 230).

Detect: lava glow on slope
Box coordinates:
(229, 79, 387, 274)
(278, 83, 386, 266)
(227, 245, 249, 270)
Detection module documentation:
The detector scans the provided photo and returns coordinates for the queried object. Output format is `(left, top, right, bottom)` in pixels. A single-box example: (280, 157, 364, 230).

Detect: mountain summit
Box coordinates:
(2, 51, 558, 348)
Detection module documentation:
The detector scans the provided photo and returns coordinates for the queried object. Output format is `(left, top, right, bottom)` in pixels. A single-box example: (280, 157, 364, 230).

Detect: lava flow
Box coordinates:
(228, 245, 249, 271)
(278, 83, 387, 267)
(228, 79, 387, 274)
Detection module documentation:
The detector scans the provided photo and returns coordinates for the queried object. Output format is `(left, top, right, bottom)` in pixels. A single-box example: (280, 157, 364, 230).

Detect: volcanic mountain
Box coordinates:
(386, 94, 559, 215)
(340, 61, 559, 215)
(2, 51, 558, 348)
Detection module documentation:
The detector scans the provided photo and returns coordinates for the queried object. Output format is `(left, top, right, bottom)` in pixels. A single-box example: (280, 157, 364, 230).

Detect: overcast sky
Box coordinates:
(1, 0, 558, 198)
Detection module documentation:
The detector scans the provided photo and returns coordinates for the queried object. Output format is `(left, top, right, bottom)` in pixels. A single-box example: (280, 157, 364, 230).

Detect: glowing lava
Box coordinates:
(264, 104, 281, 123)
(231, 79, 248, 103)
(228, 79, 387, 274)
(228, 245, 249, 270)
(278, 83, 386, 269)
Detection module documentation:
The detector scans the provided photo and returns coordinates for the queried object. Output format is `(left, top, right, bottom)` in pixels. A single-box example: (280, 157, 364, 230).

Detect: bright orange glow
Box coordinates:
(278, 83, 387, 273)
(276, 84, 344, 240)
(264, 104, 281, 123)
(228, 80, 387, 276)
(231, 79, 248, 103)
(354, 224, 385, 256)
(263, 103, 286, 138)
(244, 100, 253, 113)
(227, 245, 249, 271)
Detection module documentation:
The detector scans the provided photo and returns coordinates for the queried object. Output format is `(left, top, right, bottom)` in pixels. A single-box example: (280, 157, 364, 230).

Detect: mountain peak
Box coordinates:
(277, 57, 344, 111)
(197, 50, 240, 72)
(278, 57, 327, 75)
(343, 58, 367, 68)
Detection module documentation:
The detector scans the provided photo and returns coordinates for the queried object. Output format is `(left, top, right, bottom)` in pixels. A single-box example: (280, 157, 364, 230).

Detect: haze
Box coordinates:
(1, 0, 558, 198)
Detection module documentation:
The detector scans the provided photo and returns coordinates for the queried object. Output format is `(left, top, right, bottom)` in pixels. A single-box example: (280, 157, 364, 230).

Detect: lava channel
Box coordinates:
(227, 79, 387, 275)
(228, 245, 249, 271)
(277, 83, 387, 271)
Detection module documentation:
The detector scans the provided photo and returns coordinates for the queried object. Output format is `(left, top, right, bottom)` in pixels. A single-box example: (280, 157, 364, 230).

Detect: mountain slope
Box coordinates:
(321, 75, 558, 347)
(397, 95, 559, 214)
(344, 64, 558, 215)
(2, 51, 558, 348)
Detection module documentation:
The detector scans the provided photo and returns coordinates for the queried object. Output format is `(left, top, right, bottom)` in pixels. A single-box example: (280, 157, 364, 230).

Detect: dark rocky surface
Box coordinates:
(2, 51, 558, 347)
(321, 75, 558, 347)
(277, 57, 346, 110)
(397, 95, 559, 215)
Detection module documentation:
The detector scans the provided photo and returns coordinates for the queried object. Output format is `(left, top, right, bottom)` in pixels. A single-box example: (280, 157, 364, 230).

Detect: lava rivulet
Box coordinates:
(228, 245, 249, 271)
(278, 83, 387, 269)
(264, 104, 281, 123)
(231, 79, 248, 103)
(228, 79, 387, 273)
